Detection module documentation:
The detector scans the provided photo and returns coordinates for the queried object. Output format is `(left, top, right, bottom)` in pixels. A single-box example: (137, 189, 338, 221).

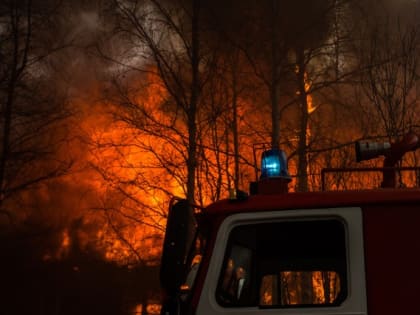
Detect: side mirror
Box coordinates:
(160, 199, 197, 295)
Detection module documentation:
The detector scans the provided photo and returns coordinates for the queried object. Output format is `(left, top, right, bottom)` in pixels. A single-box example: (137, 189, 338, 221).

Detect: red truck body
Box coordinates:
(187, 189, 420, 315)
(160, 134, 420, 315)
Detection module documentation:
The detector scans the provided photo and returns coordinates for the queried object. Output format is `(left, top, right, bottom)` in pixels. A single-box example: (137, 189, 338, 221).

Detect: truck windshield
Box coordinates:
(216, 219, 347, 307)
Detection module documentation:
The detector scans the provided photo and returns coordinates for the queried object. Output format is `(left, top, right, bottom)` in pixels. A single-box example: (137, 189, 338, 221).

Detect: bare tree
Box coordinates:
(0, 0, 72, 224)
(358, 18, 419, 140)
(279, 0, 346, 191)
(103, 0, 204, 205)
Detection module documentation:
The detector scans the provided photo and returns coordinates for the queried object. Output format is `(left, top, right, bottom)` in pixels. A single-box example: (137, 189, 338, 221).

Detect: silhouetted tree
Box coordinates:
(0, 0, 72, 224)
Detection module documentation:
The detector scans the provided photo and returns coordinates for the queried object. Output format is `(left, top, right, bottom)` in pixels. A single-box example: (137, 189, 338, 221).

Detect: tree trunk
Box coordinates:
(296, 47, 309, 192)
(186, 0, 201, 204)
(270, 0, 281, 149)
(0, 1, 31, 209)
(230, 55, 240, 192)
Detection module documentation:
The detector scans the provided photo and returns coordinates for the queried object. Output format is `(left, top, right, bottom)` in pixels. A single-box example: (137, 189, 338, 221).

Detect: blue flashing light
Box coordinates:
(260, 149, 291, 180)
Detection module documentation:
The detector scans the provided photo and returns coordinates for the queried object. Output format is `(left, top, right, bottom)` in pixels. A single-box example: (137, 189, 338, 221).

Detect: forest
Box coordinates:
(0, 0, 419, 314)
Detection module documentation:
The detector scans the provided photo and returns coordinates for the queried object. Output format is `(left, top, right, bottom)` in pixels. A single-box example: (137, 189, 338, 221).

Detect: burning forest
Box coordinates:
(0, 0, 419, 314)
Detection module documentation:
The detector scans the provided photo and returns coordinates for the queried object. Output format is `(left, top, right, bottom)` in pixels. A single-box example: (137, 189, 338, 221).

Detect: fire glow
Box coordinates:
(30, 67, 418, 267)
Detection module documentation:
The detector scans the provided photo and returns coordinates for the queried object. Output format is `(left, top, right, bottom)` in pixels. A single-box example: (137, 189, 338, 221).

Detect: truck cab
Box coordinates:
(160, 134, 420, 315)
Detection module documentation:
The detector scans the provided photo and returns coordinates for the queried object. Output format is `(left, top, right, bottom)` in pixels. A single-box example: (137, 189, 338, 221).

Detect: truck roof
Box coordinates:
(203, 188, 420, 217)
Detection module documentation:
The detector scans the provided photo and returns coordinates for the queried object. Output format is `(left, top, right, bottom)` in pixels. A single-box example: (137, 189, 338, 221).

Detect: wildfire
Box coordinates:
(304, 72, 317, 115)
(58, 229, 71, 258)
(260, 271, 340, 305)
(32, 72, 177, 266)
(32, 60, 416, 269)
(72, 72, 186, 266)
(133, 303, 161, 315)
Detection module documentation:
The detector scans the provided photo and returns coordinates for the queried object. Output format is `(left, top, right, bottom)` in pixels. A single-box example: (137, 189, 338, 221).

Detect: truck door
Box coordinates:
(197, 207, 367, 315)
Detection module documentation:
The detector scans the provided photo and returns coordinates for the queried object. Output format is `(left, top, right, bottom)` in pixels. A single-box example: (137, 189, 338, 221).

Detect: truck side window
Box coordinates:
(217, 226, 255, 306)
(216, 219, 347, 308)
(218, 245, 252, 303)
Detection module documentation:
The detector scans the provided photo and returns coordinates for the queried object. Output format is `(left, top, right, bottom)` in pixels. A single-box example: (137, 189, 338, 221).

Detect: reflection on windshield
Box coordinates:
(260, 271, 341, 305)
(180, 234, 206, 301)
(219, 245, 252, 304)
(181, 254, 202, 292)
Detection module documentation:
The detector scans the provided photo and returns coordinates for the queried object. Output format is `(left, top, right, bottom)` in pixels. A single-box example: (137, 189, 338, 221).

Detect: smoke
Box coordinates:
(353, 0, 419, 26)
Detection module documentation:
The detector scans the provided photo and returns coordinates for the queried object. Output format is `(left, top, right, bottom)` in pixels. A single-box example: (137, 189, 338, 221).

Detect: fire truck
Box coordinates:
(159, 133, 420, 315)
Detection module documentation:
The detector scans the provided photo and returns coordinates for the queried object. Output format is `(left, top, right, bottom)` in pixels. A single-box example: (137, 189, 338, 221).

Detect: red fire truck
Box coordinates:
(160, 133, 420, 315)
